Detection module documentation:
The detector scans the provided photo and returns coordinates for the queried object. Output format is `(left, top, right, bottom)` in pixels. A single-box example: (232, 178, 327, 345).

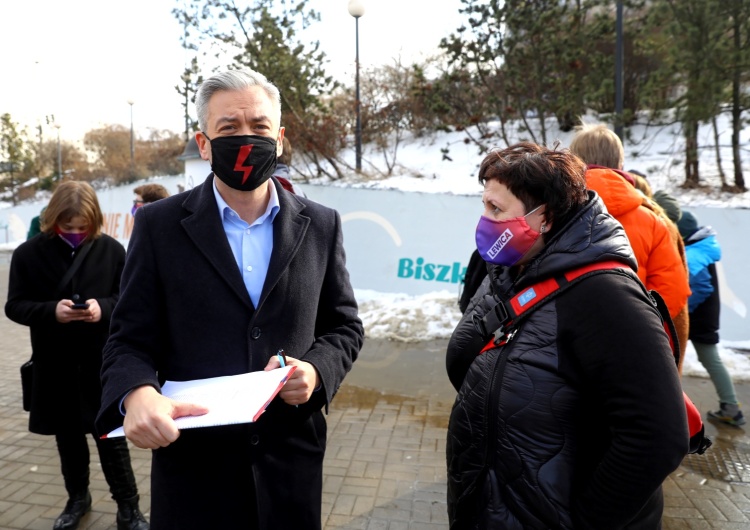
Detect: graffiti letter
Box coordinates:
(423, 263, 436, 281)
(397, 258, 414, 278)
(452, 262, 467, 284)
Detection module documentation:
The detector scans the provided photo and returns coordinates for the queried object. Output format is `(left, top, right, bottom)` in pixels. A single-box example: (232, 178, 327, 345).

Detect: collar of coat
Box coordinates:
(179, 174, 311, 310)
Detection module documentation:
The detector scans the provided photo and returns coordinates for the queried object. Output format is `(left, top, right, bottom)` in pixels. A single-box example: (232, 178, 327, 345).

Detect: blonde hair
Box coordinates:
(631, 173, 653, 198)
(569, 122, 624, 170)
(41, 181, 103, 240)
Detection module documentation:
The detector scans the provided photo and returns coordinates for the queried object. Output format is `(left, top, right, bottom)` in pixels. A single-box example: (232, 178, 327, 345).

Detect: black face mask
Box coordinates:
(205, 134, 278, 191)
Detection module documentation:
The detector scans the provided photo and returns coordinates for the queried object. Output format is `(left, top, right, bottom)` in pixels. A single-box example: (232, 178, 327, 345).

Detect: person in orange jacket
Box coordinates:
(570, 123, 691, 372)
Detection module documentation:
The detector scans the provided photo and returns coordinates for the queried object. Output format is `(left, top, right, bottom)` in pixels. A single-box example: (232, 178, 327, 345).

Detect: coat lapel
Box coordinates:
(258, 179, 310, 309)
(180, 174, 254, 310)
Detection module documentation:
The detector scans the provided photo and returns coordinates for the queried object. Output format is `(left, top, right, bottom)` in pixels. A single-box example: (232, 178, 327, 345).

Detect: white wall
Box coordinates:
(298, 183, 750, 342)
(0, 176, 185, 245)
(2, 176, 747, 341)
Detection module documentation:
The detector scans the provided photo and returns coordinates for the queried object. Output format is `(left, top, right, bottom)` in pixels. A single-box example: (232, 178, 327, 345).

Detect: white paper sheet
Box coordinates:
(105, 366, 296, 438)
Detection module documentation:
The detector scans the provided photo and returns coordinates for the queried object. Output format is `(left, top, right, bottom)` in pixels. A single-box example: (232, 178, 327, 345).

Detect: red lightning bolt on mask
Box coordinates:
(234, 144, 255, 185)
(204, 134, 279, 191)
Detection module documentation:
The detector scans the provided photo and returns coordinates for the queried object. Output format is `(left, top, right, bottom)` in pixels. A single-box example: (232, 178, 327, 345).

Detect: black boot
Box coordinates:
(116, 495, 150, 530)
(53, 490, 91, 530)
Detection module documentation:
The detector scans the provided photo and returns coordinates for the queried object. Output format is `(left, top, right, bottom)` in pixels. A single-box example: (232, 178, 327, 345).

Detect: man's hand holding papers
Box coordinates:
(108, 366, 296, 449)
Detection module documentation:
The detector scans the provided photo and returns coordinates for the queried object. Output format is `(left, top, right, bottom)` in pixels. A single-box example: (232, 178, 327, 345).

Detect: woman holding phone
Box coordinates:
(5, 181, 148, 530)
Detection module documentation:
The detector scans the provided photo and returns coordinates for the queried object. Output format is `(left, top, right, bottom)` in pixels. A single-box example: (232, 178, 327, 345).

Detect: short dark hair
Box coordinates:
(477, 142, 589, 226)
(133, 184, 170, 203)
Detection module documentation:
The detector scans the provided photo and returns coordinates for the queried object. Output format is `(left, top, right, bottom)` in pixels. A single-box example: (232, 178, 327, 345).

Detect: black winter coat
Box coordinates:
(96, 175, 364, 530)
(446, 193, 689, 529)
(689, 261, 720, 343)
(458, 250, 488, 314)
(5, 233, 125, 434)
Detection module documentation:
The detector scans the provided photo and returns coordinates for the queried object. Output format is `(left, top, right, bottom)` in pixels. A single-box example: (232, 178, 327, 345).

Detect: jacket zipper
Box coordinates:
(482, 277, 523, 468)
(482, 330, 516, 469)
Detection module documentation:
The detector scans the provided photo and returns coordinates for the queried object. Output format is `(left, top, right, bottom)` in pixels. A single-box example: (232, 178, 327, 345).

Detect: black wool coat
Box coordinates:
(5, 233, 125, 434)
(96, 175, 364, 530)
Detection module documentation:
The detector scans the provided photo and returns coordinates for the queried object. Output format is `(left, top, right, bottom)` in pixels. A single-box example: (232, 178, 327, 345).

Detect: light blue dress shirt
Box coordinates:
(213, 179, 280, 307)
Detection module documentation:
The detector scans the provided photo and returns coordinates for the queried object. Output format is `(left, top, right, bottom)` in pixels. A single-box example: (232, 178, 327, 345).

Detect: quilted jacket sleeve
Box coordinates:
(446, 277, 494, 391)
(560, 274, 689, 528)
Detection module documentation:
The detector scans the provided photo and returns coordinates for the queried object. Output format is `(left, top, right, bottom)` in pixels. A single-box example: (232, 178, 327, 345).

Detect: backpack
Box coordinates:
(472, 260, 712, 455)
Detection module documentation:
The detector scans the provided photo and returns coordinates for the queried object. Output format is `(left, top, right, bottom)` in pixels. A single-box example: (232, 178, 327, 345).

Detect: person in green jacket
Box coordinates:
(26, 206, 46, 239)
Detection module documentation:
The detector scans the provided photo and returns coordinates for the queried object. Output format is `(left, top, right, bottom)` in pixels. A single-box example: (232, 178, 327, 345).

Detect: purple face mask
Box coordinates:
(57, 231, 88, 249)
(475, 205, 543, 267)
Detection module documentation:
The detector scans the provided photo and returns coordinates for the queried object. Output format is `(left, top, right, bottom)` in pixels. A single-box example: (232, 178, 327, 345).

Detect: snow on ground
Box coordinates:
(683, 341, 750, 381)
(355, 289, 461, 343)
(357, 287, 750, 382)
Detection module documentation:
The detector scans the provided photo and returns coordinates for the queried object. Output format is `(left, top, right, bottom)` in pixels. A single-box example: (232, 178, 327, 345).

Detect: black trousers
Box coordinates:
(55, 431, 139, 502)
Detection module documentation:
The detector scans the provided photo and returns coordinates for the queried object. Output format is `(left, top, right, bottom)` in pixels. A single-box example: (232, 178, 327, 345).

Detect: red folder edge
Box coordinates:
(253, 365, 297, 421)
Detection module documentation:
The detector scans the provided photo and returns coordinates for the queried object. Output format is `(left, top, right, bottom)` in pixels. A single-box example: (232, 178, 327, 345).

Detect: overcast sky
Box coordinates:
(0, 0, 463, 142)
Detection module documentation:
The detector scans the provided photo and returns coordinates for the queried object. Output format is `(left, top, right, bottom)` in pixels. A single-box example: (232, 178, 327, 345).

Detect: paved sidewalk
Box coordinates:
(1, 255, 749, 529)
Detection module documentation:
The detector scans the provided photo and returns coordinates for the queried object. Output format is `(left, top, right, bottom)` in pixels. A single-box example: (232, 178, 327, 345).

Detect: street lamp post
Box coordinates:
(127, 99, 135, 176)
(614, 1, 624, 141)
(54, 124, 62, 181)
(348, 0, 365, 172)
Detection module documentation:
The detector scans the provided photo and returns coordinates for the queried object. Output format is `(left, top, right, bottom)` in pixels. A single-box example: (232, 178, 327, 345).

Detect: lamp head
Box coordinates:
(348, 0, 365, 18)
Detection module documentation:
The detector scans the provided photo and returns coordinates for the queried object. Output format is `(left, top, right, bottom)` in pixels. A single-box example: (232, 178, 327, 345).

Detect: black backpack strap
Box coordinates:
(647, 289, 681, 368)
(55, 241, 94, 297)
(474, 261, 631, 345)
(648, 290, 711, 454)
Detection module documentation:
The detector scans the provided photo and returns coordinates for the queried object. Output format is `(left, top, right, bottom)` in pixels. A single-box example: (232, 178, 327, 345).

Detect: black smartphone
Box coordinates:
(71, 295, 88, 310)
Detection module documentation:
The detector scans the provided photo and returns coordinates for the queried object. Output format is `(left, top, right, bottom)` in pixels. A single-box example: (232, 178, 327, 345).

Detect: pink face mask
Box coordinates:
(475, 205, 543, 267)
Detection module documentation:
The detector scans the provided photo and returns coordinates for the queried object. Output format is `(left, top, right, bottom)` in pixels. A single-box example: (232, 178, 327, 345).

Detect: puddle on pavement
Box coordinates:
(332, 384, 451, 429)
(329, 383, 750, 474)
(682, 422, 750, 483)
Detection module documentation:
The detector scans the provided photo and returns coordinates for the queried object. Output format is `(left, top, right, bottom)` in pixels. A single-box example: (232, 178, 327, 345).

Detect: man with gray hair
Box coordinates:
(97, 69, 364, 529)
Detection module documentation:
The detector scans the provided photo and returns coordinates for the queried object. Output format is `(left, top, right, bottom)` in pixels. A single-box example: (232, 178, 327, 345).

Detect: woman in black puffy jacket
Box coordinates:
(446, 142, 688, 530)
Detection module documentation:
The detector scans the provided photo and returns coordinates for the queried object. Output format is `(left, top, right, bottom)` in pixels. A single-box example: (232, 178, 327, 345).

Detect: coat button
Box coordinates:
(251, 327, 261, 339)
(250, 435, 260, 446)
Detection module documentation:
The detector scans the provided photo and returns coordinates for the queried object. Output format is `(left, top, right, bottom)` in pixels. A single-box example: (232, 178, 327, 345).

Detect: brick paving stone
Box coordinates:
(371, 504, 410, 522)
(2, 256, 750, 530)
(332, 493, 357, 516)
(365, 520, 389, 530)
(326, 514, 364, 528)
(711, 497, 749, 522)
(353, 495, 376, 514)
